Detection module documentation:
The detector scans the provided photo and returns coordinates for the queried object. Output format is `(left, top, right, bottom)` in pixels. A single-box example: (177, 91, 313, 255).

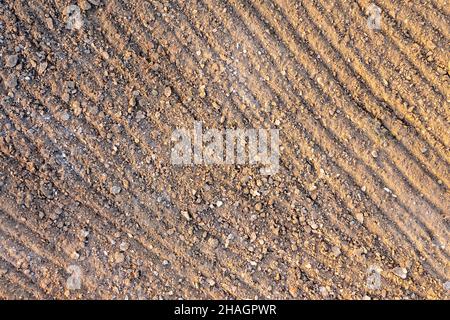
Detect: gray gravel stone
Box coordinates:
(5, 54, 18, 68)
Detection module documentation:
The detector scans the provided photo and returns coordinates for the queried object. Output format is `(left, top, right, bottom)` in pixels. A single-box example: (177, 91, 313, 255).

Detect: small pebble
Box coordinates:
(208, 237, 219, 249)
(72, 101, 82, 116)
(110, 185, 122, 195)
(319, 286, 328, 297)
(114, 252, 125, 264)
(331, 246, 341, 257)
(5, 54, 18, 68)
(119, 241, 130, 252)
(392, 267, 407, 279)
(443, 281, 450, 291)
(71, 251, 80, 260)
(356, 213, 364, 224)
(180, 210, 191, 221)
(38, 62, 48, 75)
(46, 17, 54, 30)
(79, 0, 92, 10)
(136, 110, 146, 121)
(199, 85, 206, 98)
(60, 111, 70, 121)
(164, 86, 172, 97)
(6, 75, 17, 89)
(308, 221, 318, 230)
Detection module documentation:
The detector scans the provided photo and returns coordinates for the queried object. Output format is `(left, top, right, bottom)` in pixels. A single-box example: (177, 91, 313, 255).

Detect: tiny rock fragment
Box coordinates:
(80, 229, 90, 239)
(38, 62, 48, 75)
(129, 96, 136, 107)
(135, 111, 145, 122)
(308, 220, 318, 230)
(5, 54, 18, 68)
(164, 86, 172, 97)
(180, 210, 191, 221)
(60, 111, 70, 121)
(72, 101, 82, 116)
(6, 75, 18, 89)
(199, 85, 206, 98)
(110, 185, 122, 195)
(46, 17, 54, 30)
(331, 246, 341, 257)
(208, 237, 219, 249)
(356, 213, 364, 224)
(79, 0, 92, 11)
(392, 267, 407, 279)
(71, 251, 80, 260)
(114, 252, 125, 264)
(443, 281, 450, 291)
(66, 265, 82, 290)
(319, 286, 328, 297)
(119, 241, 130, 252)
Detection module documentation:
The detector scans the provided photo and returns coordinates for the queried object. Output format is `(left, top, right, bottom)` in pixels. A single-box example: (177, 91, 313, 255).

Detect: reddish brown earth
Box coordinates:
(0, 0, 448, 299)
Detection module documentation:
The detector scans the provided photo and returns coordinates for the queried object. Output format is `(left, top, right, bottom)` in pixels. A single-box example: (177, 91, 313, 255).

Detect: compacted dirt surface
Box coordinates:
(0, 0, 449, 299)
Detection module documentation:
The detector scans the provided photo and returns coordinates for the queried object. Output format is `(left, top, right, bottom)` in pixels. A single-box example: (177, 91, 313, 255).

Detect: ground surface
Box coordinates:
(0, 0, 449, 299)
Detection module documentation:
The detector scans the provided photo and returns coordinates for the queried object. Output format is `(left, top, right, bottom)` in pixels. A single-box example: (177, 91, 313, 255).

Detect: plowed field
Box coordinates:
(0, 0, 448, 299)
